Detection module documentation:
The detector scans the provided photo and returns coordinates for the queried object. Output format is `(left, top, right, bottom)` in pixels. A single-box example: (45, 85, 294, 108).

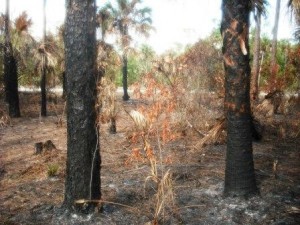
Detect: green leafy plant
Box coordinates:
(47, 164, 59, 177)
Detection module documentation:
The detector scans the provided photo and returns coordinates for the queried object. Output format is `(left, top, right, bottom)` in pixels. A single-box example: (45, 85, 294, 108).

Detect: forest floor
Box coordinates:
(0, 91, 300, 225)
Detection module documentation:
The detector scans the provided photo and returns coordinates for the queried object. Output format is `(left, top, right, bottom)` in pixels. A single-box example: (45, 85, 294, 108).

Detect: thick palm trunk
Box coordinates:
(251, 12, 261, 102)
(221, 0, 258, 197)
(63, 0, 101, 212)
(270, 0, 281, 91)
(4, 0, 20, 118)
(4, 50, 21, 117)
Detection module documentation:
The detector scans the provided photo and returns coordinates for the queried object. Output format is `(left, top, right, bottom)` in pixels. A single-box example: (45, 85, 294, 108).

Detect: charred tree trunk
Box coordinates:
(221, 0, 258, 197)
(3, 0, 20, 118)
(122, 53, 130, 101)
(40, 0, 47, 117)
(40, 58, 47, 116)
(122, 25, 130, 101)
(63, 0, 101, 212)
(251, 11, 261, 103)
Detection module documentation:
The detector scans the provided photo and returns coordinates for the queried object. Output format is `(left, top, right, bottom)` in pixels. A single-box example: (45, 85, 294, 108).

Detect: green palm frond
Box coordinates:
(103, 0, 153, 43)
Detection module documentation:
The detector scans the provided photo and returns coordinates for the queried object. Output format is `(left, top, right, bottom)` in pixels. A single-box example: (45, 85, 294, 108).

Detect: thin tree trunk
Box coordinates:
(63, 0, 101, 212)
(122, 53, 130, 101)
(4, 0, 20, 118)
(122, 25, 130, 101)
(41, 0, 47, 116)
(221, 0, 258, 197)
(270, 0, 281, 92)
(41, 57, 47, 116)
(251, 11, 261, 103)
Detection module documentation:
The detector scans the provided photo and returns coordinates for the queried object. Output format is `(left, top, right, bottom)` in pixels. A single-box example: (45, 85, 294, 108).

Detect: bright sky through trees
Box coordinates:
(0, 0, 295, 53)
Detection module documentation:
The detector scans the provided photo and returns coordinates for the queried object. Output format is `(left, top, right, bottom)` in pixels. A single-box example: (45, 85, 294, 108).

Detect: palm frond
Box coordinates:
(288, 0, 300, 40)
(250, 0, 268, 17)
(14, 11, 32, 34)
(0, 14, 5, 33)
(103, 0, 152, 47)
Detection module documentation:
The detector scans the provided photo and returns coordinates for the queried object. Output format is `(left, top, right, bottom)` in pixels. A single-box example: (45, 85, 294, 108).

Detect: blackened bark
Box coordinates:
(221, 0, 258, 197)
(3, 0, 20, 118)
(4, 51, 21, 118)
(122, 25, 130, 101)
(109, 117, 117, 134)
(122, 54, 130, 101)
(40, 61, 47, 117)
(41, 0, 47, 117)
(63, 0, 101, 212)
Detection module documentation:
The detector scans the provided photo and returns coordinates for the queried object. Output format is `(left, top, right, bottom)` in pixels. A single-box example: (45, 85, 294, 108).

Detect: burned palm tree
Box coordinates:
(221, 0, 258, 197)
(103, 0, 152, 101)
(63, 0, 101, 212)
(3, 0, 20, 117)
(33, 36, 58, 95)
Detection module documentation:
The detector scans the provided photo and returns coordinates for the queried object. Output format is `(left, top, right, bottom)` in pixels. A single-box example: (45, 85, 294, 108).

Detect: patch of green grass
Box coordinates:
(47, 164, 59, 177)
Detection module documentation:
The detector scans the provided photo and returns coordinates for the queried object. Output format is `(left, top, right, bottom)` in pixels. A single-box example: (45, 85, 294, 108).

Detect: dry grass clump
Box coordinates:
(0, 114, 11, 127)
(152, 169, 175, 224)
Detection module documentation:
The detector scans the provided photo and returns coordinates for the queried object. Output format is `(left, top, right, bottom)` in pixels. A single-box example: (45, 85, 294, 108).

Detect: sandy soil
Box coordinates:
(0, 92, 299, 225)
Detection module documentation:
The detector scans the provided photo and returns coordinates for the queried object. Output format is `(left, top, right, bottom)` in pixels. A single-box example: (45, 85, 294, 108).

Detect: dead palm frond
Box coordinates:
(129, 109, 149, 132)
(195, 118, 226, 149)
(14, 11, 32, 34)
(10, 12, 36, 55)
(33, 36, 60, 85)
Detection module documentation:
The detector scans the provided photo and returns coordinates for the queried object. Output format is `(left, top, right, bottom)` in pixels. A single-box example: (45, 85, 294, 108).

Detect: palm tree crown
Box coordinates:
(101, 0, 152, 48)
(288, 0, 300, 40)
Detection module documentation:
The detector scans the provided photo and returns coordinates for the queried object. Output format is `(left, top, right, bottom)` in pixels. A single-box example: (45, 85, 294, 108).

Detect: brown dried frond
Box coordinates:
(196, 118, 226, 149)
(256, 99, 274, 117)
(14, 11, 32, 34)
(129, 110, 149, 132)
(96, 77, 117, 124)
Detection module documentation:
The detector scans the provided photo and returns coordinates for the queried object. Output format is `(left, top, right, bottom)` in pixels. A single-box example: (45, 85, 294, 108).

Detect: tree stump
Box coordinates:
(43, 140, 56, 151)
(35, 142, 44, 154)
(34, 140, 56, 154)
